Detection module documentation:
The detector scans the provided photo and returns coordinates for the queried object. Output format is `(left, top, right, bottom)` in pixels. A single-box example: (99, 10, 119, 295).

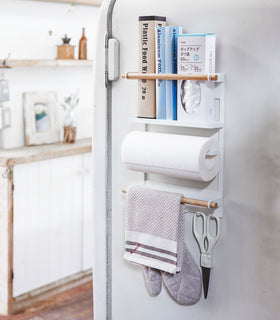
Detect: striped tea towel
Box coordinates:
(124, 186, 184, 274)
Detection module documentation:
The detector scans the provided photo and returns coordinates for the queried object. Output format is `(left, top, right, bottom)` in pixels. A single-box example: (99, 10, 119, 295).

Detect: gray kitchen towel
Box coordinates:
(124, 186, 184, 274)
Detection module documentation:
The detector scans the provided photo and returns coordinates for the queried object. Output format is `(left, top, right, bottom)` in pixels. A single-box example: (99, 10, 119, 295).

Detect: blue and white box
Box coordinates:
(177, 33, 217, 123)
(155, 26, 166, 119)
(165, 26, 182, 120)
(177, 33, 215, 74)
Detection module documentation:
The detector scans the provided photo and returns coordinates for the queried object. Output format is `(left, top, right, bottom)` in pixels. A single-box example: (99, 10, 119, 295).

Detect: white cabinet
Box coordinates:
(82, 153, 94, 271)
(13, 153, 93, 297)
(0, 138, 92, 315)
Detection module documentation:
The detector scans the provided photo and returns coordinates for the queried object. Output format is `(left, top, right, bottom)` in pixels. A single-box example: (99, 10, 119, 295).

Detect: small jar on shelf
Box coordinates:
(61, 90, 79, 144)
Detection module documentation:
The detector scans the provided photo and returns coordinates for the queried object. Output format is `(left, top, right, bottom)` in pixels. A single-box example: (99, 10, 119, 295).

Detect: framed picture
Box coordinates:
(23, 92, 60, 146)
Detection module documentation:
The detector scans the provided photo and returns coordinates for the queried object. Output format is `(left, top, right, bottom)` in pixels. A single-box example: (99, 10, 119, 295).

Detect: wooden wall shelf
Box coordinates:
(0, 60, 93, 68)
(29, 0, 102, 6)
(0, 138, 92, 167)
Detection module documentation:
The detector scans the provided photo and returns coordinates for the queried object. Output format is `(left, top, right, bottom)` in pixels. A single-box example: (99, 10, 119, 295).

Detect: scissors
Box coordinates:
(192, 212, 221, 299)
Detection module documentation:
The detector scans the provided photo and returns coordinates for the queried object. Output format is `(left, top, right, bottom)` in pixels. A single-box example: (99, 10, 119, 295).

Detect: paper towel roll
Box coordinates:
(121, 131, 219, 182)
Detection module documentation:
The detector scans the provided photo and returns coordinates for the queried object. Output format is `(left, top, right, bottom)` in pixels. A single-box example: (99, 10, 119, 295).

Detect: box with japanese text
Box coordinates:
(177, 33, 217, 123)
(177, 33, 215, 74)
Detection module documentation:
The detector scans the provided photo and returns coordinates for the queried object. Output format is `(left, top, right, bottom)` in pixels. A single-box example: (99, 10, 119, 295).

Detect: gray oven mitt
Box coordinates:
(162, 243, 202, 305)
(142, 201, 201, 303)
(143, 266, 162, 296)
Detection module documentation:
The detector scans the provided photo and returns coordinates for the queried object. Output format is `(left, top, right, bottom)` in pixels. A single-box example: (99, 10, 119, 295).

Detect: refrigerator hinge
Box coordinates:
(105, 32, 109, 88)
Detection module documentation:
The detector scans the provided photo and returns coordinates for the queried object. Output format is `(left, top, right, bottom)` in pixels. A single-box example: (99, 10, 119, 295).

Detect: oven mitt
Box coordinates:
(162, 244, 202, 305)
(143, 266, 162, 296)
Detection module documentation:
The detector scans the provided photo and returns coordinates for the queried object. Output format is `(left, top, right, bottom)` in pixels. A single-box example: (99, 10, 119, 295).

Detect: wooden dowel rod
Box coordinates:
(122, 73, 218, 81)
(122, 190, 218, 209)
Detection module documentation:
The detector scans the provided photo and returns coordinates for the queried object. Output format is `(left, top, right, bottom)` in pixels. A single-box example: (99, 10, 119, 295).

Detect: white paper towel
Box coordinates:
(121, 131, 219, 182)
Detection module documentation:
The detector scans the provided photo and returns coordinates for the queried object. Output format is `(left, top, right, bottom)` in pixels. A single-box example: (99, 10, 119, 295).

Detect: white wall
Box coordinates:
(0, 0, 100, 148)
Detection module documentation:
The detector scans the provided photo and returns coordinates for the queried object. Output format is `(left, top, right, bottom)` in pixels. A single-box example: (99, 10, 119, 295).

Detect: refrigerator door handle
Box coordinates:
(108, 38, 120, 81)
(105, 33, 120, 85)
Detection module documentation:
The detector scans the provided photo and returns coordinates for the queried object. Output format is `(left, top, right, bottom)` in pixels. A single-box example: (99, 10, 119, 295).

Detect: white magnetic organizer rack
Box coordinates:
(122, 72, 225, 218)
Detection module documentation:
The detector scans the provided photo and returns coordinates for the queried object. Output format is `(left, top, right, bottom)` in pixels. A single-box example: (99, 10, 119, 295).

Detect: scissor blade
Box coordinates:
(202, 267, 211, 299)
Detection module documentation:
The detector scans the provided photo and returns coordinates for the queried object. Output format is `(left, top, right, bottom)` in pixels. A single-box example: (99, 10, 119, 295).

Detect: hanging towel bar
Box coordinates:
(122, 190, 218, 209)
(122, 72, 220, 81)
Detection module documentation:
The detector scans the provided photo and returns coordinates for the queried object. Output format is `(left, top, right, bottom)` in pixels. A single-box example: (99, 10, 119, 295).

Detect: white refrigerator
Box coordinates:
(93, 0, 280, 319)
